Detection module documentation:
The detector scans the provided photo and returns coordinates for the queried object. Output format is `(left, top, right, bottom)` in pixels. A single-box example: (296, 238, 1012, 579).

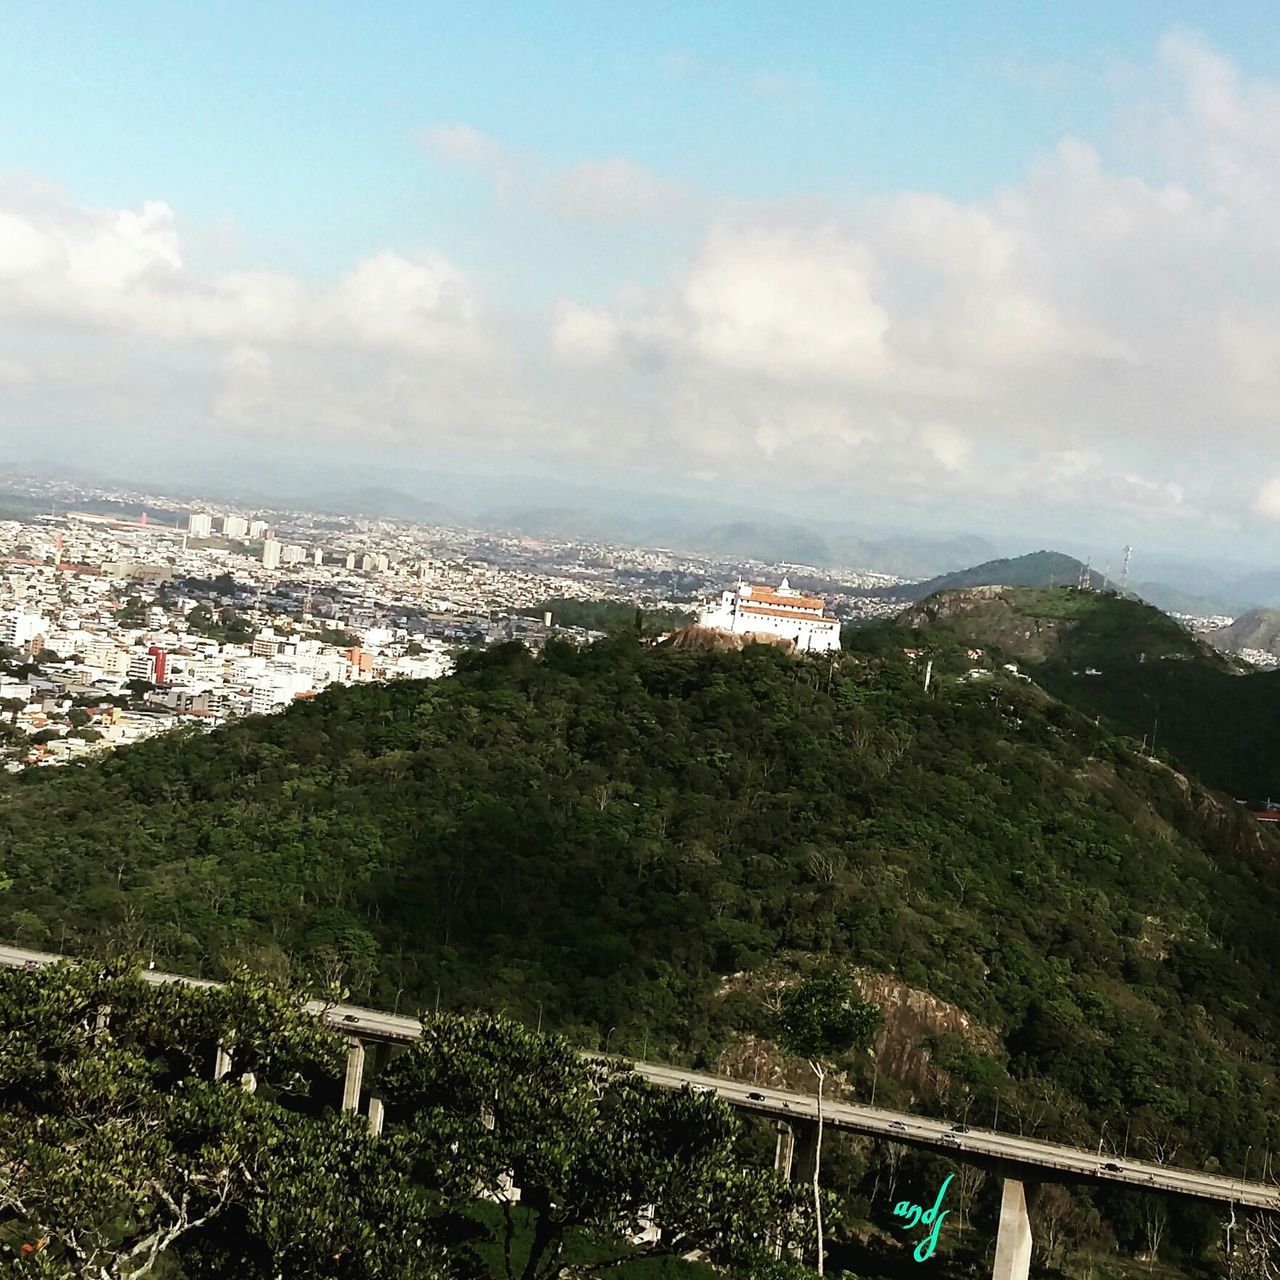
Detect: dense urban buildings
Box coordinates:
(0, 477, 909, 770)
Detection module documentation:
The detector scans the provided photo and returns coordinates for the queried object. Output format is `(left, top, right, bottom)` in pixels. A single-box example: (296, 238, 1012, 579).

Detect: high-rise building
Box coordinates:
(344, 552, 357, 570)
(147, 646, 167, 685)
(222, 515, 248, 540)
(0, 611, 47, 650)
(251, 629, 280, 659)
(249, 520, 269, 540)
(262, 538, 282, 570)
(187, 513, 213, 538)
(374, 553, 390, 572)
(127, 650, 157, 683)
(313, 547, 324, 566)
(282, 544, 306, 566)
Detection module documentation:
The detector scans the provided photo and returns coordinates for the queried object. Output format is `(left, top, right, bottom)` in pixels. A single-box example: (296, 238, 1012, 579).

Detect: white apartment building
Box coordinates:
(252, 629, 281, 659)
(222, 515, 249, 539)
(248, 520, 269, 540)
(187, 513, 213, 538)
(0, 610, 48, 650)
(262, 538, 282, 570)
(698, 578, 841, 653)
(282, 544, 306, 566)
(127, 651, 158, 683)
(250, 681, 291, 716)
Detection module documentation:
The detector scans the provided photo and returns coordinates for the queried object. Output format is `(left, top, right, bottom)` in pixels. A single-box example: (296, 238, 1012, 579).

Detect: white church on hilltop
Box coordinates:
(697, 578, 842, 653)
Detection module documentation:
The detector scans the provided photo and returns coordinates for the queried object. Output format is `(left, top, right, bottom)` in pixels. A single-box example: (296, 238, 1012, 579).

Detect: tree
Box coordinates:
(1224, 1202, 1280, 1280)
(380, 1013, 814, 1280)
(0, 960, 451, 1280)
(775, 969, 880, 1276)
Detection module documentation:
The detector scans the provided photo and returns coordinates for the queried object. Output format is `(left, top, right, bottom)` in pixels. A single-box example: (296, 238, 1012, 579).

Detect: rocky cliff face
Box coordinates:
(713, 965, 1000, 1104)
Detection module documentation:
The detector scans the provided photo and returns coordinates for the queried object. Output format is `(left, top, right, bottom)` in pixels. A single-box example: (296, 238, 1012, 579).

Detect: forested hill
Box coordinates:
(876, 550, 1108, 601)
(2, 636, 1279, 1178)
(880, 585, 1280, 799)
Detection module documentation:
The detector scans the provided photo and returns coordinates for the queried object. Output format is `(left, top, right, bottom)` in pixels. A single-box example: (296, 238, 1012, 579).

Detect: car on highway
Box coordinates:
(1099, 1162, 1122, 1173)
(692, 1084, 715, 1095)
(941, 1132, 960, 1145)
(342, 1014, 360, 1024)
(746, 1091, 765, 1101)
(889, 1120, 907, 1131)
(950, 1123, 970, 1133)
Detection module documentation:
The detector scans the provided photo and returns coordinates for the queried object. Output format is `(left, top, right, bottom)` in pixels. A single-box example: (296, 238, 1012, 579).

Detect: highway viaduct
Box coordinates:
(3, 944, 1276, 1280)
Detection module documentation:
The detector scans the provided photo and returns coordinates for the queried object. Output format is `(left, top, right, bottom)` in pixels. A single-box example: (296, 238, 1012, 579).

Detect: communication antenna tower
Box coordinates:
(1120, 546, 1133, 595)
(1077, 559, 1092, 591)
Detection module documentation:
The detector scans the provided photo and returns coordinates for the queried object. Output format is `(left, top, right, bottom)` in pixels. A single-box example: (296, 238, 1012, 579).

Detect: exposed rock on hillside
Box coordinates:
(713, 967, 1001, 1104)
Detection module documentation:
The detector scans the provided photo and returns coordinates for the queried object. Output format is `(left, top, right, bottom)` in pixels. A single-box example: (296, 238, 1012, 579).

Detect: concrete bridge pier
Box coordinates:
(773, 1119, 818, 1183)
(791, 1119, 818, 1186)
(774, 1121, 795, 1180)
(341, 1038, 365, 1112)
(213, 1040, 233, 1081)
(992, 1177, 1039, 1280)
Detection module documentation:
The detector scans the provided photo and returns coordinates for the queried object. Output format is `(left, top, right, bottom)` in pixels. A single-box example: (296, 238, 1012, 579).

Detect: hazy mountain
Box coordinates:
(874, 550, 1107, 602)
(1209, 608, 1280, 659)
(307, 487, 461, 524)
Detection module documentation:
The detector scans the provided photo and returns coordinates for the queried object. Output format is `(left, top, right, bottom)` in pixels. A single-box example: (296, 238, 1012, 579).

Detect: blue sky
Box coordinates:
(5, 3, 1280, 562)
(3, 0, 1268, 275)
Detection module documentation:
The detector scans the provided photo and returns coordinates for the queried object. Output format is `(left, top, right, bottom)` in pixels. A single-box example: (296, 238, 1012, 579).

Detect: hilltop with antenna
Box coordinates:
(881, 549, 1123, 603)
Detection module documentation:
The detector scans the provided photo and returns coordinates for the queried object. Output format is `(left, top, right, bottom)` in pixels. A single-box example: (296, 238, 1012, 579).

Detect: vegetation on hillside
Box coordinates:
(0, 961, 807, 1280)
(874, 550, 1108, 602)
(884, 584, 1280, 801)
(521, 598, 694, 633)
(1, 626, 1277, 1273)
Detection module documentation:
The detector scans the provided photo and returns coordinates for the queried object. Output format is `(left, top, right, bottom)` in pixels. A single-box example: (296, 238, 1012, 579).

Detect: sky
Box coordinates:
(4, 2, 1280, 563)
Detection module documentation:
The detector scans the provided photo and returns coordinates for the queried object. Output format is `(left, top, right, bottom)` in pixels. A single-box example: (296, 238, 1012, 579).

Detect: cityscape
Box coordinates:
(0, 475, 907, 768)
(9, 4, 1280, 1279)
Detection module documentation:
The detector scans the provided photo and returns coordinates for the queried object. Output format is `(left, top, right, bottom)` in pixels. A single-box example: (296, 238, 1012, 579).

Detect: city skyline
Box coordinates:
(4, 4, 1280, 558)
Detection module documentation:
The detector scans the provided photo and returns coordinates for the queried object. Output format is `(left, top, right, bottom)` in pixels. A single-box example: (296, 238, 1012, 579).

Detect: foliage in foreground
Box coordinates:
(0, 962, 811, 1280)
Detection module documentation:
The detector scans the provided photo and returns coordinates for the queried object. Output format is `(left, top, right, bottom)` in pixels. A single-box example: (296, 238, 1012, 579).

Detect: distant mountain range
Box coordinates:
(477, 510, 1000, 579)
(307, 488, 461, 524)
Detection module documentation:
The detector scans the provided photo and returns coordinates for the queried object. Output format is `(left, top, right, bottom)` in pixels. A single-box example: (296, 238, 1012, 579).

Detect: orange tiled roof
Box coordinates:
(744, 586, 826, 610)
(739, 602, 836, 623)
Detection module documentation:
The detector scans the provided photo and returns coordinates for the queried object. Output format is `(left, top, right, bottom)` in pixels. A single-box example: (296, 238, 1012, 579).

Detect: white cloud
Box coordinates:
(420, 123, 694, 222)
(0, 179, 486, 358)
(679, 226, 889, 381)
(920, 424, 972, 472)
(551, 300, 619, 363)
(547, 158, 688, 221)
(1252, 477, 1280, 522)
(9, 30, 1280, 551)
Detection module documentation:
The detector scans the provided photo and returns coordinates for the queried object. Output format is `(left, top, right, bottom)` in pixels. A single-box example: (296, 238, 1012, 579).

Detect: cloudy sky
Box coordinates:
(4, 2, 1280, 559)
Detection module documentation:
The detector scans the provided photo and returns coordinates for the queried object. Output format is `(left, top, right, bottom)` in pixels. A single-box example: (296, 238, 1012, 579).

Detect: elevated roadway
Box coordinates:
(3, 944, 1275, 1278)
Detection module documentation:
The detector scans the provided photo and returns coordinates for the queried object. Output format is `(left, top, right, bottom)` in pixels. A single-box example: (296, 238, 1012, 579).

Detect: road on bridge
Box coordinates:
(3, 944, 1276, 1212)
